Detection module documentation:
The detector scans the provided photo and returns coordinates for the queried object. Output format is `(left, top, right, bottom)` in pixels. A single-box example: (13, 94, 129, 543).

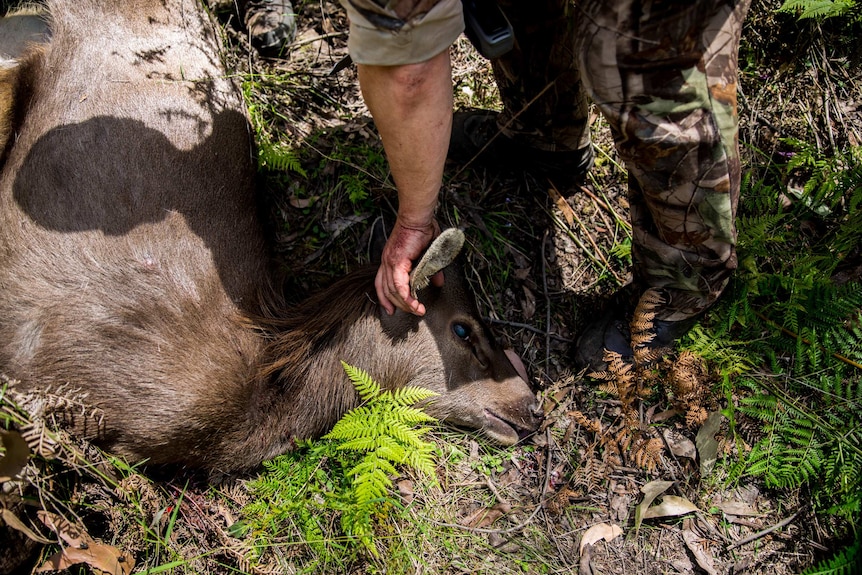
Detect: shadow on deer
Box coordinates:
(0, 0, 542, 473)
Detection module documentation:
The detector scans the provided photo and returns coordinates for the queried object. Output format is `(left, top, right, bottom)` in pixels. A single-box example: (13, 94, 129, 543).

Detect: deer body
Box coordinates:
(0, 0, 540, 472)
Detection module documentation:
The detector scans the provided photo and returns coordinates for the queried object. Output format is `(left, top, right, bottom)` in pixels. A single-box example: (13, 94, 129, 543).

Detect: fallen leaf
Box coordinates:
(288, 195, 318, 209)
(579, 522, 623, 554)
(651, 408, 681, 423)
(642, 495, 701, 520)
(548, 186, 575, 227)
(38, 510, 90, 548)
(504, 349, 529, 383)
(682, 522, 719, 575)
(0, 508, 52, 544)
(513, 267, 531, 281)
(696, 412, 722, 477)
(36, 544, 135, 575)
(461, 502, 511, 529)
(0, 429, 31, 481)
(663, 429, 697, 459)
(521, 285, 536, 320)
(322, 214, 367, 237)
(38, 510, 91, 546)
(714, 501, 763, 517)
(36, 510, 135, 575)
(634, 480, 674, 532)
(396, 479, 415, 504)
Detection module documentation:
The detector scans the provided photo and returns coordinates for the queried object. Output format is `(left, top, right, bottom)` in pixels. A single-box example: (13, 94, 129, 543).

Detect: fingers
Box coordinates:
(376, 218, 438, 316)
(375, 262, 424, 316)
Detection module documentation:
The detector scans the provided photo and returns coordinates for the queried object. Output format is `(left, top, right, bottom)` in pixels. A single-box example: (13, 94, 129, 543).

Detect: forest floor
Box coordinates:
(2, 0, 861, 573)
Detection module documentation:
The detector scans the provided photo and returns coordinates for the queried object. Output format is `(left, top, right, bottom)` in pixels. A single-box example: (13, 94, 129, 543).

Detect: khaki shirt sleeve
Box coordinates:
(339, 0, 464, 66)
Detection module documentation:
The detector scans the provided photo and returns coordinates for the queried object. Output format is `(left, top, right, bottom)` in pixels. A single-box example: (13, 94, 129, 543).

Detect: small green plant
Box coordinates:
(802, 536, 862, 574)
(242, 79, 306, 177)
(779, 0, 859, 20)
(241, 362, 438, 568)
(324, 362, 439, 551)
(686, 143, 862, 535)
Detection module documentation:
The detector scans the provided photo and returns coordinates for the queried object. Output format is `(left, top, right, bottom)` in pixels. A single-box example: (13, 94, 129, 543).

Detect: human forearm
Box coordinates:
(358, 49, 453, 315)
(358, 49, 453, 228)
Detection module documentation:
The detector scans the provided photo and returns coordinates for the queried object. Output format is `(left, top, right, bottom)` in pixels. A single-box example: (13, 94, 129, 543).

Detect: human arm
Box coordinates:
(357, 48, 453, 315)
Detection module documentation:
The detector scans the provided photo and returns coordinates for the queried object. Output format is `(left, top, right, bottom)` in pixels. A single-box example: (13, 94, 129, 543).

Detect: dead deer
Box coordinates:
(0, 0, 541, 472)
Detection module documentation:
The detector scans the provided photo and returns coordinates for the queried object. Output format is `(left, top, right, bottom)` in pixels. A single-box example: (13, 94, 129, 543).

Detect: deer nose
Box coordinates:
(526, 400, 544, 430)
(531, 403, 544, 421)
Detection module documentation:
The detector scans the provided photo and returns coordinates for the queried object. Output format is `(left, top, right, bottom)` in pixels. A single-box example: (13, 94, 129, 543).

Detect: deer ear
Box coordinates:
(409, 228, 465, 299)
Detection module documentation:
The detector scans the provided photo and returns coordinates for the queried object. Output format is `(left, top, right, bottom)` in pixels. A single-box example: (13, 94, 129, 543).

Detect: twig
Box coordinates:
(726, 507, 804, 550)
(484, 476, 510, 507)
(550, 213, 604, 270)
(288, 31, 346, 51)
(753, 309, 862, 370)
(484, 317, 573, 342)
(551, 183, 624, 285)
(541, 231, 552, 364)
(430, 429, 555, 535)
(578, 185, 631, 233)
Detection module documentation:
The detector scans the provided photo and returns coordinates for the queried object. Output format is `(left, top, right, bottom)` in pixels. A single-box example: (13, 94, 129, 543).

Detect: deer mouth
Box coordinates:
(483, 409, 529, 446)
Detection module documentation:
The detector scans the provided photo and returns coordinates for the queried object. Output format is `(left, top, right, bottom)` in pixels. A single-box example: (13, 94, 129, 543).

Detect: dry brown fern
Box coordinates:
(633, 345, 669, 366)
(579, 289, 719, 474)
(572, 455, 606, 491)
(569, 410, 602, 434)
(667, 350, 712, 428)
(630, 436, 664, 473)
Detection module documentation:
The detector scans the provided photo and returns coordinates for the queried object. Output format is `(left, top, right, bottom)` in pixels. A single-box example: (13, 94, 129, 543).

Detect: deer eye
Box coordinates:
(452, 323, 471, 341)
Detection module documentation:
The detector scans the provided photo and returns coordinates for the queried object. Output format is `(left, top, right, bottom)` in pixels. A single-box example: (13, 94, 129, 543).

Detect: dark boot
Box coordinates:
(243, 0, 296, 55)
(573, 287, 705, 373)
(448, 110, 594, 182)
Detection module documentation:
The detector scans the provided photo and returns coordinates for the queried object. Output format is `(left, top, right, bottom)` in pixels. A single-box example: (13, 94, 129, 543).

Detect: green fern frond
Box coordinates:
(778, 0, 857, 21)
(391, 385, 439, 407)
(337, 173, 370, 205)
(340, 361, 380, 402)
(336, 436, 379, 452)
(258, 141, 306, 176)
(241, 364, 439, 561)
(392, 405, 438, 425)
(682, 325, 756, 376)
(321, 362, 440, 548)
(737, 393, 780, 421)
(325, 407, 377, 440)
(406, 446, 437, 476)
(802, 537, 862, 575)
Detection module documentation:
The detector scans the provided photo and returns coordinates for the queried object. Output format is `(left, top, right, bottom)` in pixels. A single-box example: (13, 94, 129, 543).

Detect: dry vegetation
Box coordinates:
(2, 0, 861, 574)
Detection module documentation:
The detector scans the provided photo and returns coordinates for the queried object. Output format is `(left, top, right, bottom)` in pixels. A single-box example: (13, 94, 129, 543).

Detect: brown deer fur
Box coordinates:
(0, 0, 541, 472)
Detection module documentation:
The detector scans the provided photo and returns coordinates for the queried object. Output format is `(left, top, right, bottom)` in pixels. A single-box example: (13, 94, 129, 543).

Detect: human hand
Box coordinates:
(375, 218, 442, 316)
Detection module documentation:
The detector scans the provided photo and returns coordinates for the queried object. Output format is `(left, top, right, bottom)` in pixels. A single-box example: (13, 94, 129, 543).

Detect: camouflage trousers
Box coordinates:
(493, 0, 751, 320)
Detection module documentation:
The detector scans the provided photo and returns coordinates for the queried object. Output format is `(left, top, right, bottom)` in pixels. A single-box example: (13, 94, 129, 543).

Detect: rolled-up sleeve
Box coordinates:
(339, 0, 464, 66)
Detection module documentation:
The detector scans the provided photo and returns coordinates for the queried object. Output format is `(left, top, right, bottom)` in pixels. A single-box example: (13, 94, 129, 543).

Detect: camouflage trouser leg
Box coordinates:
(492, 0, 592, 153)
(575, 0, 751, 320)
(493, 0, 750, 320)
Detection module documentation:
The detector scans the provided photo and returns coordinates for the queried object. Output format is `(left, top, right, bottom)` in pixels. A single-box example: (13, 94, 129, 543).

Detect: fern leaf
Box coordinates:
(380, 420, 426, 449)
(257, 142, 307, 176)
(406, 446, 437, 477)
(391, 386, 439, 406)
(324, 407, 378, 440)
(392, 405, 437, 425)
(341, 361, 380, 402)
(352, 466, 391, 504)
(802, 538, 862, 575)
(335, 437, 379, 452)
